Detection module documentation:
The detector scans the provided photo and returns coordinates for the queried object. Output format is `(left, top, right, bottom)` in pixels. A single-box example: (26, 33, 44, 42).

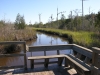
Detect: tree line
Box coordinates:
(32, 11, 100, 33)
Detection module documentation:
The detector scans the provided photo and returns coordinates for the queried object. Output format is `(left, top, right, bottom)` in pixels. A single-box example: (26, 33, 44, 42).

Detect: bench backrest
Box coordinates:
(72, 44, 93, 65)
(73, 44, 92, 59)
(29, 44, 72, 56)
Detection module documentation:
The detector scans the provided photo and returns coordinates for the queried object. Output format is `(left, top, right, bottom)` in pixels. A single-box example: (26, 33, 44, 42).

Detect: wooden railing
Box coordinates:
(0, 41, 99, 75)
(28, 44, 100, 75)
(0, 41, 27, 70)
(91, 47, 100, 75)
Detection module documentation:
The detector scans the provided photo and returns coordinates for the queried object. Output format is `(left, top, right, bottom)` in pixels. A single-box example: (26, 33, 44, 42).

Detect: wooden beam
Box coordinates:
(44, 58, 49, 68)
(58, 57, 64, 66)
(73, 44, 92, 58)
(0, 53, 25, 58)
(30, 60, 34, 69)
(23, 43, 27, 70)
(0, 65, 24, 69)
(28, 55, 65, 60)
(0, 41, 25, 45)
(29, 44, 72, 52)
(92, 47, 100, 53)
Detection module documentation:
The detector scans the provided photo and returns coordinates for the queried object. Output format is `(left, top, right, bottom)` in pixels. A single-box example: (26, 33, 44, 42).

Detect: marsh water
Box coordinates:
(0, 32, 72, 68)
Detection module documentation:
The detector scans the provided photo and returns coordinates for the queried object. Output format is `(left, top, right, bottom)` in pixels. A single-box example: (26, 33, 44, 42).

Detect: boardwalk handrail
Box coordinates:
(73, 44, 92, 59)
(28, 44, 72, 52)
(0, 41, 27, 70)
(29, 44, 100, 75)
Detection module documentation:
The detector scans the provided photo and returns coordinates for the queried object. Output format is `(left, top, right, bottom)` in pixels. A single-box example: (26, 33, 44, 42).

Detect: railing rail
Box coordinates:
(0, 41, 27, 70)
(29, 44, 72, 52)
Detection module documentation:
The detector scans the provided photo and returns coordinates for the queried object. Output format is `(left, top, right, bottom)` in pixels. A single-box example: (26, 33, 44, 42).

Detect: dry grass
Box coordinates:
(0, 25, 36, 41)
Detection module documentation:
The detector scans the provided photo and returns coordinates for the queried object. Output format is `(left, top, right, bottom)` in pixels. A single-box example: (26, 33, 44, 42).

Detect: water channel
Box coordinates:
(0, 32, 72, 68)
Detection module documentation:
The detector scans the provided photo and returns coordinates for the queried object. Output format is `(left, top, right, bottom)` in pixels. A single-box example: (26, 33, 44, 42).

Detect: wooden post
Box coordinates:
(83, 57, 91, 63)
(31, 60, 34, 69)
(58, 57, 64, 66)
(92, 47, 100, 67)
(91, 47, 100, 75)
(44, 50, 49, 68)
(65, 57, 69, 67)
(57, 50, 60, 55)
(76, 53, 81, 59)
(23, 42, 27, 70)
(44, 58, 49, 68)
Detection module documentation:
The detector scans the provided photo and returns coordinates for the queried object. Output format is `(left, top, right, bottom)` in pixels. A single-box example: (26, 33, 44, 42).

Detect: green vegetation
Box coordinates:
(33, 28, 100, 48)
(0, 13, 36, 41)
(30, 11, 100, 48)
(15, 13, 26, 29)
(0, 13, 37, 54)
(31, 11, 100, 33)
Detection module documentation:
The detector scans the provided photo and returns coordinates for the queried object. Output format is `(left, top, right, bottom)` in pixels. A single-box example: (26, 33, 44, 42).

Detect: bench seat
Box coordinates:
(28, 54, 91, 75)
(28, 55, 65, 69)
(28, 55, 65, 60)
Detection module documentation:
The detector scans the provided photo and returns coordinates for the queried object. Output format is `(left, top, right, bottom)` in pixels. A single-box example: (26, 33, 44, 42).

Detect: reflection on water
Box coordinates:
(0, 32, 71, 68)
(27, 32, 68, 46)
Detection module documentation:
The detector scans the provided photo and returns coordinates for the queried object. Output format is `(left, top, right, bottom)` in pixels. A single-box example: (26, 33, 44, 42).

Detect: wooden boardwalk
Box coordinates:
(0, 41, 100, 75)
(0, 65, 78, 75)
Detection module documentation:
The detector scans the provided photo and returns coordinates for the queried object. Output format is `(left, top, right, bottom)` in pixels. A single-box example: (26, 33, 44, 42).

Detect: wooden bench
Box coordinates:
(28, 44, 72, 69)
(65, 54, 91, 75)
(28, 55, 64, 69)
(28, 54, 91, 75)
(28, 44, 99, 75)
(64, 44, 98, 75)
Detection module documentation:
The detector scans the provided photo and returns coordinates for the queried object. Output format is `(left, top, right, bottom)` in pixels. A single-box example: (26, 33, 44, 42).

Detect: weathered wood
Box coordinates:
(23, 43, 27, 70)
(29, 44, 72, 52)
(91, 47, 100, 75)
(92, 47, 100, 53)
(83, 57, 91, 63)
(76, 53, 82, 59)
(28, 55, 65, 60)
(44, 58, 49, 68)
(44, 51, 46, 56)
(68, 54, 91, 69)
(69, 54, 100, 75)
(65, 57, 69, 67)
(0, 53, 25, 57)
(31, 60, 34, 69)
(28, 55, 65, 69)
(0, 41, 27, 70)
(34, 61, 58, 65)
(73, 44, 92, 59)
(65, 55, 91, 75)
(57, 50, 60, 55)
(92, 52, 99, 67)
(0, 41, 25, 45)
(0, 65, 24, 69)
(58, 57, 64, 66)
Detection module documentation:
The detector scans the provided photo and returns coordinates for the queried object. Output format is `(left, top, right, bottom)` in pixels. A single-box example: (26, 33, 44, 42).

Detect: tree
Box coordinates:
(15, 13, 26, 29)
(95, 11, 100, 27)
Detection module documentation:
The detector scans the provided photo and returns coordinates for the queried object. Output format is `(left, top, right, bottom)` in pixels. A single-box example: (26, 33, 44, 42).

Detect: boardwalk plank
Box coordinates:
(0, 65, 78, 75)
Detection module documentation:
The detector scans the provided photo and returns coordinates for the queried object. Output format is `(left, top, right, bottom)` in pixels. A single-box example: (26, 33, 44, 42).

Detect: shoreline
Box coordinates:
(33, 28, 100, 48)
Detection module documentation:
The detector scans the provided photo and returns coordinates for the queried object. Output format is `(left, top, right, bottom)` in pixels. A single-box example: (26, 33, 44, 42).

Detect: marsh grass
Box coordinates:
(0, 26, 36, 54)
(0, 26, 36, 41)
(33, 28, 100, 48)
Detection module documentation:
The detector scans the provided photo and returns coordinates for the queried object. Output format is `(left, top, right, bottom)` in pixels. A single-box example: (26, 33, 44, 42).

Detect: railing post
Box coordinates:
(23, 42, 27, 70)
(91, 47, 100, 75)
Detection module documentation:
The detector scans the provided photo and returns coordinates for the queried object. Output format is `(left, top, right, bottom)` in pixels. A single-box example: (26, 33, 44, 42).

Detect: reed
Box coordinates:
(33, 28, 100, 48)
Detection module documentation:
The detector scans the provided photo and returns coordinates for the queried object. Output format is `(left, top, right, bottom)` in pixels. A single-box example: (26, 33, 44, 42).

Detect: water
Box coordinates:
(0, 32, 72, 68)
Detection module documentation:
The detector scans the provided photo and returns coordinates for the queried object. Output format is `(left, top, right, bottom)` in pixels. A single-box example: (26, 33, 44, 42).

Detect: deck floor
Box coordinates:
(0, 65, 78, 75)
